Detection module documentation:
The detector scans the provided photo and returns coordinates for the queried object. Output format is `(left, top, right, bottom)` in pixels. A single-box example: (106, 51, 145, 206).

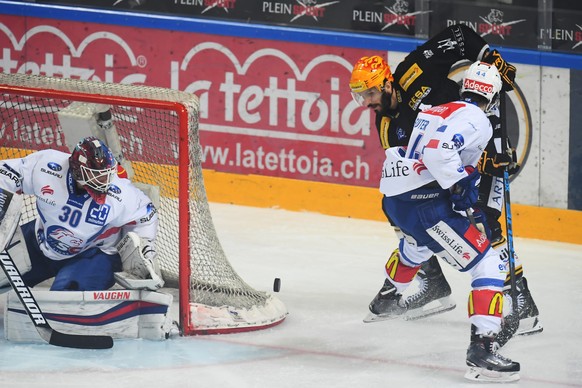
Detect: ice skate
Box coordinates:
(402, 256, 456, 320)
(465, 325, 520, 382)
(513, 277, 543, 336)
(496, 277, 543, 347)
(363, 278, 407, 323)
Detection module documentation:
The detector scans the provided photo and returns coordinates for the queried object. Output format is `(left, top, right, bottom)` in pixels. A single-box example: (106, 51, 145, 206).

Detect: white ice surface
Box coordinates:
(1, 203, 581, 387)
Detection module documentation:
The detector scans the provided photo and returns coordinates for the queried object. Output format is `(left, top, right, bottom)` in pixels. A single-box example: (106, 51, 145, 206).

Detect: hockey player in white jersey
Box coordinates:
(0, 136, 163, 292)
(377, 61, 520, 382)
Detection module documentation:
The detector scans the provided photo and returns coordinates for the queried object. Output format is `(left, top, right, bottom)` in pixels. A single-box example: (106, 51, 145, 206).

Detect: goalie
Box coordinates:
(0, 136, 164, 293)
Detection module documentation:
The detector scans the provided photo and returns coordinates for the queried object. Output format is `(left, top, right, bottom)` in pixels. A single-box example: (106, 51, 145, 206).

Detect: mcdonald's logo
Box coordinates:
(488, 292, 504, 316)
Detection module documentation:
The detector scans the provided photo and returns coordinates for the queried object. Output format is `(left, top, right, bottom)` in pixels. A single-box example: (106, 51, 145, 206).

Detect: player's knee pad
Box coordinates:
(384, 246, 420, 292)
(0, 227, 32, 289)
(468, 288, 504, 334)
(468, 289, 504, 319)
(467, 248, 506, 333)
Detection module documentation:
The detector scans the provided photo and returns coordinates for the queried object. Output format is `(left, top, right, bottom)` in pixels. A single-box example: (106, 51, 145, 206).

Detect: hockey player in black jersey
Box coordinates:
(349, 24, 541, 345)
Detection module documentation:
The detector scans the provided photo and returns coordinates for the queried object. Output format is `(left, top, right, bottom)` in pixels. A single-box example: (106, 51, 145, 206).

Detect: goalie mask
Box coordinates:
(349, 55, 394, 107)
(69, 137, 117, 205)
(460, 61, 502, 113)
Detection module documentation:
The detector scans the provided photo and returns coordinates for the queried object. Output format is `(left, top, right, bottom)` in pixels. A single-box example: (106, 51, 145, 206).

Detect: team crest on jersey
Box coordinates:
(46, 226, 83, 256)
(86, 202, 111, 226)
(396, 127, 407, 140)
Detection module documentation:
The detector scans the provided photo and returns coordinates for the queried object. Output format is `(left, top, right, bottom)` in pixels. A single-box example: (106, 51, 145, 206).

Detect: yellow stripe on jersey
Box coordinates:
(379, 117, 391, 149)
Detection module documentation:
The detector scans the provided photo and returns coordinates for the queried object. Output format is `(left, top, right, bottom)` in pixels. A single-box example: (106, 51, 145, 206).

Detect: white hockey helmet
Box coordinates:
(460, 61, 502, 112)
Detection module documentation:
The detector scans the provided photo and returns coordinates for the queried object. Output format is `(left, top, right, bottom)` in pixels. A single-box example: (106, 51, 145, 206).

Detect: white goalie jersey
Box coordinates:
(0, 149, 158, 261)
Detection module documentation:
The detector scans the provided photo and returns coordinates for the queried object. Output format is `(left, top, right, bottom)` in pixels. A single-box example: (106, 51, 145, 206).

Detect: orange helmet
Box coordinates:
(349, 56, 393, 94)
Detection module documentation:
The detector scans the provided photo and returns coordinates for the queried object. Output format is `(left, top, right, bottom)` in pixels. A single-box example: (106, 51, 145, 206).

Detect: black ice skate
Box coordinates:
(363, 279, 407, 323)
(402, 256, 456, 320)
(496, 277, 543, 348)
(465, 325, 520, 382)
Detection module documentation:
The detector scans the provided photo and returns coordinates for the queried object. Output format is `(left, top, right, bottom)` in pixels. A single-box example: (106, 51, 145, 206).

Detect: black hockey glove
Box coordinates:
(478, 148, 520, 178)
(484, 49, 516, 91)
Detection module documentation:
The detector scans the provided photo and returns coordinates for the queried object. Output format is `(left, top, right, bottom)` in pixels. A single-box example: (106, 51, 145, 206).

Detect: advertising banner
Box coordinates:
(0, 15, 387, 188)
(11, 1, 582, 54)
(429, 1, 538, 50)
(0, 10, 579, 211)
(550, 9, 582, 52)
(23, 0, 422, 37)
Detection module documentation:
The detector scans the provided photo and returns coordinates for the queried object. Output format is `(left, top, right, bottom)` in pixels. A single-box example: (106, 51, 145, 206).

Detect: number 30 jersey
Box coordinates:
(0, 149, 158, 261)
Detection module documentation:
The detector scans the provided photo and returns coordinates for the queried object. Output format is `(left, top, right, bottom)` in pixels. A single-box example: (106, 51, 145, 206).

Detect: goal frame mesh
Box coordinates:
(0, 73, 287, 335)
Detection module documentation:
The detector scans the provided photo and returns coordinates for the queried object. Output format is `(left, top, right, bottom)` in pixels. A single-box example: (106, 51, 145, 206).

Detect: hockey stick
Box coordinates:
(0, 190, 113, 349)
(499, 92, 518, 308)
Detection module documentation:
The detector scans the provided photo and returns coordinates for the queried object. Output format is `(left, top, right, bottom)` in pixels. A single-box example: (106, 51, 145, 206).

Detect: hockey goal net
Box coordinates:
(0, 72, 287, 335)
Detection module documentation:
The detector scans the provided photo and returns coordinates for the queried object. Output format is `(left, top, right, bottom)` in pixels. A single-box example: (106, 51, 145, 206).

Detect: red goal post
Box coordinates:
(0, 72, 287, 335)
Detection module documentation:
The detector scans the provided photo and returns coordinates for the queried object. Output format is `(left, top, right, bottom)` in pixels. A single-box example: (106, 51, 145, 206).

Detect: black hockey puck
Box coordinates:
(273, 278, 281, 292)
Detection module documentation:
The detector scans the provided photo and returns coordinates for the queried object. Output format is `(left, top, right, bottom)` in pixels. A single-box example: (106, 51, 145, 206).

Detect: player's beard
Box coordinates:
(379, 89, 399, 117)
(367, 89, 391, 112)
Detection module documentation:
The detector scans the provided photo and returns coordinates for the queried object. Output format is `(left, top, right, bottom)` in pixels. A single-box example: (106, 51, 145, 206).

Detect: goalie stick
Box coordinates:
(0, 189, 113, 349)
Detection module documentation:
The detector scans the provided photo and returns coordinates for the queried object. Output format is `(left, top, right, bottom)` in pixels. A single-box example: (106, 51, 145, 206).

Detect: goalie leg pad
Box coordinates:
(5, 289, 174, 341)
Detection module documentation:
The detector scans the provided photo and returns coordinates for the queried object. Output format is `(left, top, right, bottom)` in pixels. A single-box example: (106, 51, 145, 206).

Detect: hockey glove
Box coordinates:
(478, 148, 520, 178)
(115, 233, 164, 290)
(450, 167, 481, 212)
(484, 49, 516, 91)
(471, 208, 492, 239)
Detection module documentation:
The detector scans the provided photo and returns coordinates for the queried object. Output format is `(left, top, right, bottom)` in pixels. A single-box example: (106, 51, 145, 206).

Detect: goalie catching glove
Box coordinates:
(115, 232, 164, 291)
(478, 148, 520, 177)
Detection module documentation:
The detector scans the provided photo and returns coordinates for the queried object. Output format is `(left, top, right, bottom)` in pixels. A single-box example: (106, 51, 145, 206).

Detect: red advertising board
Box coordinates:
(0, 15, 387, 188)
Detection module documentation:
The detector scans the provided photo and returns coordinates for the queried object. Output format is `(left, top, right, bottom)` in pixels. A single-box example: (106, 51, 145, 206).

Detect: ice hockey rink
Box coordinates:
(0, 203, 581, 387)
